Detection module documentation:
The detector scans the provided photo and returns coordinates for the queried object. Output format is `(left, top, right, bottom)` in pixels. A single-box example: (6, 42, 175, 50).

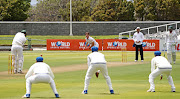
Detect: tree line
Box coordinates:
(0, 0, 30, 21)
(0, 0, 180, 21)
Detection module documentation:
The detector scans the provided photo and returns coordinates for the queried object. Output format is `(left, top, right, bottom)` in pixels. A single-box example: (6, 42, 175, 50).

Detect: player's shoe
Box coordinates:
(82, 90, 88, 94)
(171, 88, 176, 92)
(22, 94, 30, 98)
(135, 60, 138, 62)
(110, 90, 114, 94)
(141, 60, 144, 62)
(95, 72, 99, 78)
(55, 94, 60, 98)
(18, 70, 23, 74)
(14, 70, 17, 74)
(173, 61, 176, 64)
(147, 89, 155, 92)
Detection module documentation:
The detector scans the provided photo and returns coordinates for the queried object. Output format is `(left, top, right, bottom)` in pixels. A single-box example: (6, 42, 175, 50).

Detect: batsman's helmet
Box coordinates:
(154, 51, 161, 56)
(36, 57, 43, 62)
(91, 46, 98, 52)
(21, 30, 27, 36)
(21, 30, 26, 33)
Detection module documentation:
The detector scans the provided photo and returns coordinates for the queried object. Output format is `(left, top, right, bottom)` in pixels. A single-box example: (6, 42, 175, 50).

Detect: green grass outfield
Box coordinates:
(0, 35, 119, 45)
(0, 51, 180, 99)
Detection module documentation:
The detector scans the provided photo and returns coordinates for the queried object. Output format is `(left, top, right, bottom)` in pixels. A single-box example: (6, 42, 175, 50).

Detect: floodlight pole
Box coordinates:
(69, 0, 73, 36)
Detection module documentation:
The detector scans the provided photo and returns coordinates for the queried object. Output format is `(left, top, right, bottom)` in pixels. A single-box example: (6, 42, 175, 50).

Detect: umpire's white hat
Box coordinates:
(136, 27, 140, 30)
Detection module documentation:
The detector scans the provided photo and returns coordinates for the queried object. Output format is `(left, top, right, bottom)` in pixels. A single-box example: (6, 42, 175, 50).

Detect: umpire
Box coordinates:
(133, 27, 144, 62)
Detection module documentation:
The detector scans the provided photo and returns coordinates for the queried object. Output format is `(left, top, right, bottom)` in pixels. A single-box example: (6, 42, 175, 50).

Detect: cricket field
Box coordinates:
(0, 51, 180, 99)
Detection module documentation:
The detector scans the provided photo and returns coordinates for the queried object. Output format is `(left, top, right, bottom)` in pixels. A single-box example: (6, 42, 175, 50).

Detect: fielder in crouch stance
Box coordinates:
(83, 46, 114, 94)
(11, 30, 27, 74)
(147, 51, 175, 92)
(84, 32, 100, 78)
(165, 26, 178, 64)
(22, 57, 60, 98)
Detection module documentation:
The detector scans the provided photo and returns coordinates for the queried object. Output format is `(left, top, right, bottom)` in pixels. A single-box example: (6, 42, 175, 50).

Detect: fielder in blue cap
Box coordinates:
(91, 46, 100, 77)
(147, 51, 175, 92)
(36, 57, 43, 62)
(23, 56, 60, 98)
(83, 46, 114, 94)
(154, 51, 161, 56)
(91, 46, 98, 52)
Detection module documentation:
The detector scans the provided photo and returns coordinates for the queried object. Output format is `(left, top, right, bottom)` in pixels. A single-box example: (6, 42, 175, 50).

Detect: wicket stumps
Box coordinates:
(121, 48, 127, 62)
(8, 54, 14, 74)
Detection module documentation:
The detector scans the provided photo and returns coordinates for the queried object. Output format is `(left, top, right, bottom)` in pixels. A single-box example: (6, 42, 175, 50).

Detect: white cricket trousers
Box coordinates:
(149, 68, 175, 90)
(167, 43, 176, 63)
(26, 74, 58, 94)
(11, 45, 24, 71)
(94, 44, 99, 48)
(84, 63, 113, 90)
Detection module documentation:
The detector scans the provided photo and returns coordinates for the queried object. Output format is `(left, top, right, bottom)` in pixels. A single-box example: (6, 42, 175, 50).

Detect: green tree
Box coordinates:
(0, 0, 30, 21)
(144, 0, 157, 20)
(27, 0, 179, 21)
(135, 0, 180, 21)
(91, 0, 135, 21)
(165, 0, 180, 20)
(118, 0, 135, 21)
(155, 0, 168, 20)
(27, 0, 66, 21)
(134, 0, 145, 21)
(28, 0, 98, 21)
(60, 0, 98, 21)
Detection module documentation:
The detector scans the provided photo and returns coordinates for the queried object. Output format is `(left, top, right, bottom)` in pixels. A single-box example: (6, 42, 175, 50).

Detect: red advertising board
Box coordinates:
(102, 39, 159, 51)
(47, 39, 102, 50)
(47, 39, 159, 51)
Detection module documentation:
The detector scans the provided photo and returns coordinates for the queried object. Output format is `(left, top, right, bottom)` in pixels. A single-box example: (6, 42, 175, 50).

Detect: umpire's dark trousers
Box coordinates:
(135, 44, 144, 60)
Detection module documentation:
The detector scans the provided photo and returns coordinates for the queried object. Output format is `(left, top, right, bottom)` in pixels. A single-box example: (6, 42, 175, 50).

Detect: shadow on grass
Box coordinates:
(157, 91, 179, 93)
(32, 97, 57, 98)
(99, 93, 120, 95)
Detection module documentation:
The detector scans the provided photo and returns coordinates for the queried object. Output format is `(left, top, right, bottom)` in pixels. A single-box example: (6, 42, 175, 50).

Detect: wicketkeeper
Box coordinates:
(82, 46, 114, 94)
(11, 30, 27, 74)
(165, 26, 178, 64)
(22, 56, 60, 98)
(147, 51, 175, 92)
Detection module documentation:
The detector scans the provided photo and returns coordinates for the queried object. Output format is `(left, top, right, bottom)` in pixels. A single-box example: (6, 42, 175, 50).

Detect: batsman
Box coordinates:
(11, 30, 27, 74)
(165, 26, 178, 64)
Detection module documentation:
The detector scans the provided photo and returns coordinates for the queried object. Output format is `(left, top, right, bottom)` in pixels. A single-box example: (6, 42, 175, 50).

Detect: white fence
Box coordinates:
(119, 21, 180, 39)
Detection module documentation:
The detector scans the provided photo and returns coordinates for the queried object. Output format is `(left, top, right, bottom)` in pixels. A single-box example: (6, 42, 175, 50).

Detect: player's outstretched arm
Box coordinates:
(89, 42, 94, 49)
(83, 42, 88, 50)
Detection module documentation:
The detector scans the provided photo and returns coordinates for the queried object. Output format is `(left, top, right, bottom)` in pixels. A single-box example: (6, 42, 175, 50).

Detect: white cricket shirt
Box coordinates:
(133, 32, 144, 45)
(165, 31, 178, 43)
(151, 56, 172, 72)
(12, 32, 27, 46)
(87, 52, 106, 67)
(85, 36, 99, 48)
(25, 62, 54, 79)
